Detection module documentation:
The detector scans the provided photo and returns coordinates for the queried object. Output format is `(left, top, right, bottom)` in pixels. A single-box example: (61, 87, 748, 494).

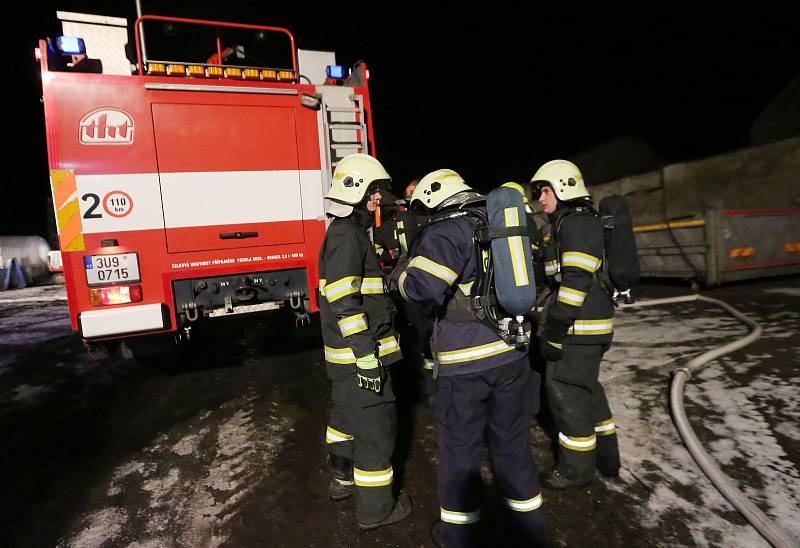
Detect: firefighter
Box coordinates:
(392, 169, 547, 548)
(318, 153, 412, 529)
(530, 159, 621, 489)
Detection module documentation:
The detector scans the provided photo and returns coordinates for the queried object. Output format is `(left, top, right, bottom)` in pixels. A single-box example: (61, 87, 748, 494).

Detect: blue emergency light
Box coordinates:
(326, 64, 345, 79)
(55, 36, 86, 55)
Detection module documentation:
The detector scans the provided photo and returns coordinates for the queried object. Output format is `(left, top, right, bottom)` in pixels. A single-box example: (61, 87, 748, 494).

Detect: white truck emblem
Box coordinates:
(79, 108, 134, 145)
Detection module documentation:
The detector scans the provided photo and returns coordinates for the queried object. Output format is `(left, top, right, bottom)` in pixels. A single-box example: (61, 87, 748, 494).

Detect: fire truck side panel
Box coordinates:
(43, 69, 328, 339)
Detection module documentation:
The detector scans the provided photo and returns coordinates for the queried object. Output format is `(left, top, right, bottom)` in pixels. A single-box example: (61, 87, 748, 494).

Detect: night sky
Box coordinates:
(7, 1, 800, 239)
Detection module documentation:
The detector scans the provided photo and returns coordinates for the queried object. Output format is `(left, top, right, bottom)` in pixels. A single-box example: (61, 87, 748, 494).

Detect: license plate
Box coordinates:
(84, 253, 141, 286)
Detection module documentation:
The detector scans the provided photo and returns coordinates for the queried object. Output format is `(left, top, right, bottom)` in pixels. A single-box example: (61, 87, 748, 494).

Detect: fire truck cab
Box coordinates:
(39, 12, 376, 341)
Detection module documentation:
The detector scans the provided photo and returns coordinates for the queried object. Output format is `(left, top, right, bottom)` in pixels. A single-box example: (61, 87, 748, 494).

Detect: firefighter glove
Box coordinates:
(541, 340, 564, 362)
(543, 317, 570, 345)
(386, 255, 410, 294)
(356, 354, 383, 393)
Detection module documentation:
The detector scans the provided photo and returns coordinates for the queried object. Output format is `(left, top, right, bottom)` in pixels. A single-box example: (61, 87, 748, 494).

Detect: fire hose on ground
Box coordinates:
(619, 294, 799, 548)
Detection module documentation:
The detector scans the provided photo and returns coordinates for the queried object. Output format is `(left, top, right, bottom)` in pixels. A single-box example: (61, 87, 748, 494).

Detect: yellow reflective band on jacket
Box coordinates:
(544, 260, 559, 276)
(408, 255, 458, 285)
(504, 493, 543, 512)
(398, 271, 410, 301)
(436, 331, 531, 365)
(504, 207, 529, 286)
(567, 319, 614, 335)
(561, 251, 601, 272)
(360, 277, 384, 294)
(319, 278, 326, 293)
(338, 313, 368, 337)
(323, 276, 362, 302)
(548, 341, 563, 350)
(397, 220, 408, 253)
(559, 432, 597, 452)
(353, 466, 393, 487)
(378, 336, 400, 358)
(325, 426, 354, 444)
(595, 418, 616, 436)
(423, 358, 435, 370)
(440, 508, 481, 525)
(557, 286, 587, 307)
(458, 281, 474, 296)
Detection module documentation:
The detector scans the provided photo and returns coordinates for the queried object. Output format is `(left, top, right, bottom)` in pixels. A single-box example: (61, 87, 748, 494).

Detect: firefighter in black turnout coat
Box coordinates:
(393, 169, 547, 548)
(531, 159, 621, 489)
(318, 153, 412, 529)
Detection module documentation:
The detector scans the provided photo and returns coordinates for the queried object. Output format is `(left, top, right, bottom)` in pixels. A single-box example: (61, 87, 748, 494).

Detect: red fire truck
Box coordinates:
(39, 13, 376, 342)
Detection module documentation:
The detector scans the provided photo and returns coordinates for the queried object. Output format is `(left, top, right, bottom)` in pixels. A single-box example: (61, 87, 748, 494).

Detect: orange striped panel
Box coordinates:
(785, 243, 800, 253)
(50, 169, 84, 251)
(728, 246, 754, 258)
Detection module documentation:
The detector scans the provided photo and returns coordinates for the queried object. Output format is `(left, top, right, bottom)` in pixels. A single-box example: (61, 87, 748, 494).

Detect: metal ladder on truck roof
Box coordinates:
(323, 94, 369, 169)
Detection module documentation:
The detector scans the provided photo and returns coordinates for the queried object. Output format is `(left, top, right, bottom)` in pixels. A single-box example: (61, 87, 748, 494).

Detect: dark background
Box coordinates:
(7, 1, 800, 238)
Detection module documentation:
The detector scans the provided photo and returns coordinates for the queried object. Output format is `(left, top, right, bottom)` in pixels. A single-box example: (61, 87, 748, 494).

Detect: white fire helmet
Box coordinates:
(410, 169, 472, 210)
(530, 159, 590, 202)
(326, 153, 391, 215)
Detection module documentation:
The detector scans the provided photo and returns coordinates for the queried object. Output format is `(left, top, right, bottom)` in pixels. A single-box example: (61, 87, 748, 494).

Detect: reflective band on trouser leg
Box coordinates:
(557, 286, 586, 306)
(558, 432, 597, 452)
(561, 251, 601, 272)
(338, 313, 368, 337)
(408, 255, 459, 285)
(440, 507, 481, 525)
(504, 207, 529, 286)
(595, 418, 616, 436)
(353, 467, 393, 487)
(326, 426, 354, 444)
(360, 277, 385, 295)
(324, 276, 362, 302)
(567, 319, 614, 336)
(504, 493, 543, 512)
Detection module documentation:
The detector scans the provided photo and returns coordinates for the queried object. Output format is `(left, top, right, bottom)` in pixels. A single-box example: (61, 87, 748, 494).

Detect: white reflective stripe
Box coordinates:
(324, 346, 356, 364)
(561, 251, 601, 272)
(544, 260, 559, 275)
(324, 276, 362, 302)
(408, 255, 458, 285)
(378, 336, 400, 357)
(361, 277, 384, 294)
(398, 271, 410, 301)
(568, 319, 614, 335)
(504, 493, 543, 512)
(319, 278, 326, 295)
(423, 359, 435, 370)
(437, 331, 531, 364)
(558, 432, 597, 450)
(458, 281, 474, 296)
(440, 508, 481, 525)
(504, 207, 529, 286)
(338, 313, 368, 336)
(595, 421, 616, 433)
(326, 426, 354, 443)
(353, 467, 393, 486)
(557, 286, 586, 306)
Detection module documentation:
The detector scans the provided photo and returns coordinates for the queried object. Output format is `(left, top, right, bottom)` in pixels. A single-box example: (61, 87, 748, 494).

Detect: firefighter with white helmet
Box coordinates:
(318, 153, 412, 529)
(392, 169, 547, 547)
(531, 159, 621, 489)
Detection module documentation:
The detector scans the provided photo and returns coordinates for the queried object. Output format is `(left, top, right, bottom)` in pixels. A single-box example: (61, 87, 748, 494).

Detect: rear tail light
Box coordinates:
(89, 284, 143, 306)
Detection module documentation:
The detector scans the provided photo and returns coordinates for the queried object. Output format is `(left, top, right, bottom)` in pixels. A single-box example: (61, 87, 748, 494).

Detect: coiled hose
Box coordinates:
(619, 294, 799, 548)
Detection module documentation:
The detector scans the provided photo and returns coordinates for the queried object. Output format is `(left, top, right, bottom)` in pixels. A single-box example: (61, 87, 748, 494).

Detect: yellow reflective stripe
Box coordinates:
(561, 251, 601, 272)
(408, 255, 458, 285)
(557, 286, 587, 306)
(595, 418, 616, 436)
(567, 319, 614, 335)
(378, 335, 400, 357)
(547, 341, 562, 350)
(319, 278, 326, 295)
(559, 432, 597, 451)
(436, 331, 531, 364)
(326, 426, 354, 444)
(324, 346, 356, 364)
(458, 281, 474, 296)
(338, 313, 368, 337)
(441, 508, 481, 525)
(324, 276, 362, 302)
(423, 358, 435, 370)
(504, 207, 530, 286)
(353, 467, 393, 487)
(504, 493, 543, 512)
(398, 271, 410, 301)
(544, 260, 559, 275)
(361, 277, 384, 294)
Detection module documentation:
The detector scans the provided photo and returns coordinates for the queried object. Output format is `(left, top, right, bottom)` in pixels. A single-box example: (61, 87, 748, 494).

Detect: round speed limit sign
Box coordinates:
(103, 190, 133, 218)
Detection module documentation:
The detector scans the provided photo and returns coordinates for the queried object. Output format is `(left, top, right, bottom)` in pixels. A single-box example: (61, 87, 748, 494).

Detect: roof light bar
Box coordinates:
(55, 36, 86, 55)
(326, 65, 345, 79)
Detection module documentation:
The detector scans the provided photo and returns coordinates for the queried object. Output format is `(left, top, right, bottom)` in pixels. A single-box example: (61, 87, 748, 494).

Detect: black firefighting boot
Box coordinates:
(540, 468, 592, 490)
(596, 434, 621, 478)
(327, 452, 355, 501)
(358, 492, 413, 530)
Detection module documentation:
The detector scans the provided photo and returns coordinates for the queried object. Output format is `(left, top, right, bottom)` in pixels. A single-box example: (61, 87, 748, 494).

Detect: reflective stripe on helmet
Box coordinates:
(557, 286, 587, 306)
(338, 313, 368, 337)
(408, 255, 458, 285)
(561, 251, 601, 272)
(440, 507, 481, 525)
(504, 493, 543, 512)
(353, 466, 393, 487)
(559, 432, 597, 451)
